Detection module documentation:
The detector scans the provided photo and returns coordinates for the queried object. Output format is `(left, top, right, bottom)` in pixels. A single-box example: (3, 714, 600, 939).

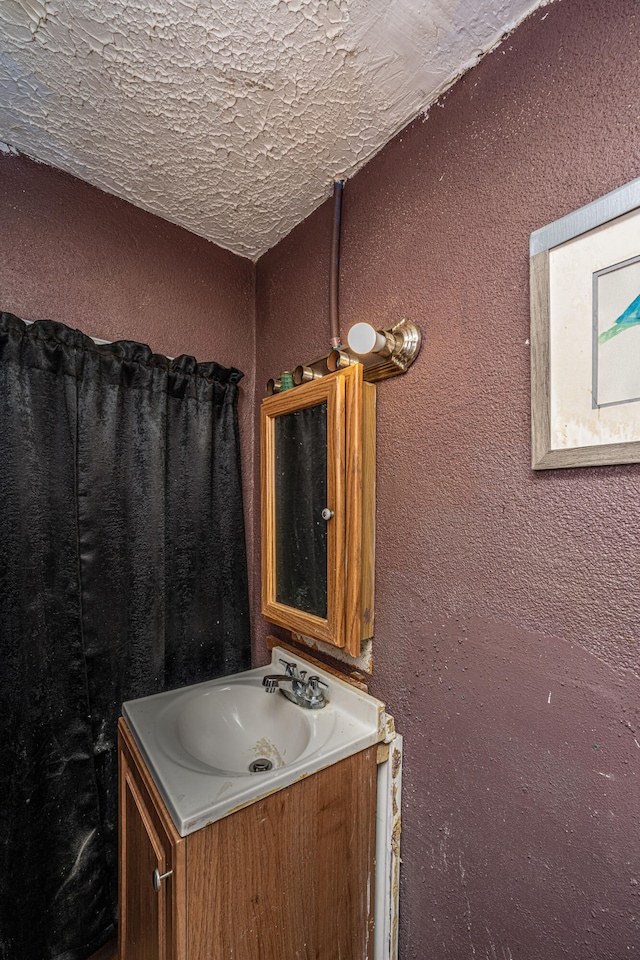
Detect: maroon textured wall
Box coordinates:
(0, 153, 256, 538)
(4, 0, 640, 955)
(255, 1, 640, 957)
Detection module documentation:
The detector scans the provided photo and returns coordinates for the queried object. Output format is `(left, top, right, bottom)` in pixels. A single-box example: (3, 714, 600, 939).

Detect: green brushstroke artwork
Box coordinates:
(598, 293, 640, 343)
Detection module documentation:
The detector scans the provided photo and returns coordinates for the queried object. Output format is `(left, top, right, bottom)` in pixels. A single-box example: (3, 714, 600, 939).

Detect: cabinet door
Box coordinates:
(261, 364, 375, 653)
(186, 745, 378, 960)
(261, 367, 346, 645)
(118, 721, 186, 960)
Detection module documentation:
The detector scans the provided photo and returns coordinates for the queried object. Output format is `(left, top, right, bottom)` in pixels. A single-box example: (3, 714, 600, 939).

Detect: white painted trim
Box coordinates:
(375, 733, 403, 960)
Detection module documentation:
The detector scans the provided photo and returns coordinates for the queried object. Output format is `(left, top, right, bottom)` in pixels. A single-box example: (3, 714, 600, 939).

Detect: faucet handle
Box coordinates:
(279, 658, 298, 678)
(305, 676, 328, 704)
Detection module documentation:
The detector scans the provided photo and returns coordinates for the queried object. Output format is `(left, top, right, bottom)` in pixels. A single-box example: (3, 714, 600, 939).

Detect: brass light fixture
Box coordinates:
(293, 364, 325, 385)
(342, 317, 422, 382)
(265, 318, 421, 393)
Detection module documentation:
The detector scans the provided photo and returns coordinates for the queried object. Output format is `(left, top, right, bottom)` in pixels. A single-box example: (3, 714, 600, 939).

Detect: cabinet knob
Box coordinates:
(321, 508, 334, 521)
(153, 867, 173, 892)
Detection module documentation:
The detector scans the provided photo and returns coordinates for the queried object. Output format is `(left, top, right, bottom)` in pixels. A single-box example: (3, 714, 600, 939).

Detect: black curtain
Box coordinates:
(0, 312, 251, 960)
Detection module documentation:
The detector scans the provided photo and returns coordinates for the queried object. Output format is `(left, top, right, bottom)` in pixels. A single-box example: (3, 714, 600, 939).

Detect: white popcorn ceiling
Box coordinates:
(0, 0, 547, 259)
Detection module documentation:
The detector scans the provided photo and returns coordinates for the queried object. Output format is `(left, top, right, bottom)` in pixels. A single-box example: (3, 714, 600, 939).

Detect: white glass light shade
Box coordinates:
(347, 322, 387, 356)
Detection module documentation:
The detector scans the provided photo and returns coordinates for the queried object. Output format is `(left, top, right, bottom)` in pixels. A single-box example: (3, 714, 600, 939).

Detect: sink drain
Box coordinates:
(249, 758, 273, 773)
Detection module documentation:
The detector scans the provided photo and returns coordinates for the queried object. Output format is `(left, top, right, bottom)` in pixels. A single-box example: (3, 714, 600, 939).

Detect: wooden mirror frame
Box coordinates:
(261, 364, 375, 655)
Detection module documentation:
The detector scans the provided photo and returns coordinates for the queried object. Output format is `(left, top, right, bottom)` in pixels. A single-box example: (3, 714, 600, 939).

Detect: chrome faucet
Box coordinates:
(262, 659, 328, 709)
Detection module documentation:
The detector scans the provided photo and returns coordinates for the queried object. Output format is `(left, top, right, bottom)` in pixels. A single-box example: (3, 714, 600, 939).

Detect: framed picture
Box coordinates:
(530, 177, 640, 469)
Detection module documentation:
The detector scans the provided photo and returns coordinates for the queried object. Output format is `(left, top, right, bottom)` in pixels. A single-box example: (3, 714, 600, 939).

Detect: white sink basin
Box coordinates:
(123, 646, 386, 836)
(164, 682, 320, 775)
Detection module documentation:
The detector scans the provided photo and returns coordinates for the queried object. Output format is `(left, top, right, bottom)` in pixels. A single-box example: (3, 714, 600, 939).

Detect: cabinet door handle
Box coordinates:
(321, 508, 334, 521)
(152, 867, 173, 892)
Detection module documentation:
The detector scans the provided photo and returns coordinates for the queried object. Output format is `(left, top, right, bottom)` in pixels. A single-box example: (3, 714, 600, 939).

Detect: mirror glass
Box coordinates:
(274, 402, 328, 618)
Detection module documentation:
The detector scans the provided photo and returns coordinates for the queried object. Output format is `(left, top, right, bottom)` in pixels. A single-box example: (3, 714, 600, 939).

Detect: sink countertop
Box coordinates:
(122, 646, 386, 836)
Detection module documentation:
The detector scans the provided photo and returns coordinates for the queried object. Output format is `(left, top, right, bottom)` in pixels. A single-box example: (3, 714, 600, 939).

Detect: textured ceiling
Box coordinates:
(0, 0, 545, 259)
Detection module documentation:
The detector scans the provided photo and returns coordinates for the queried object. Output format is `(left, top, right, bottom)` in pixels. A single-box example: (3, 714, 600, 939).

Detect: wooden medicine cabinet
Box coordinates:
(261, 363, 375, 656)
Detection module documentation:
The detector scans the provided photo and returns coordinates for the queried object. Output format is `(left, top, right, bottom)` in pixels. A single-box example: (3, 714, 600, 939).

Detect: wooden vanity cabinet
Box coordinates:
(118, 718, 378, 960)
